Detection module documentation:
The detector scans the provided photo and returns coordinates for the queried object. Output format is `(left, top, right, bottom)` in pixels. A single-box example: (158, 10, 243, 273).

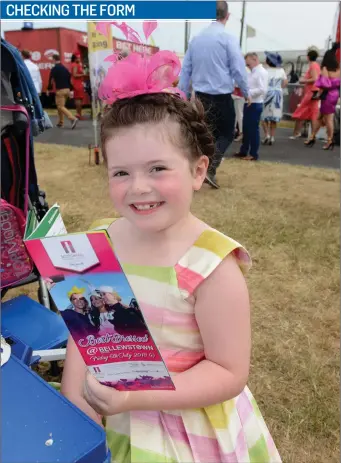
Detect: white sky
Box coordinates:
(2, 2, 339, 54)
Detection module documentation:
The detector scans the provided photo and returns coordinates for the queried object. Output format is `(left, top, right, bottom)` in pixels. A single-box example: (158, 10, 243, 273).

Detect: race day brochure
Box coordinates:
(24, 230, 175, 391)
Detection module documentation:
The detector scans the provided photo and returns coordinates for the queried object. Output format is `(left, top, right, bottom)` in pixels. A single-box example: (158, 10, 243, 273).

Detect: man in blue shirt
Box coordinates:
(179, 1, 249, 188)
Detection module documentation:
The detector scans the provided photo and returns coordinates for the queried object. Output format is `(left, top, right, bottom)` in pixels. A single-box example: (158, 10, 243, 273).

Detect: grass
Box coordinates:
(6, 143, 339, 463)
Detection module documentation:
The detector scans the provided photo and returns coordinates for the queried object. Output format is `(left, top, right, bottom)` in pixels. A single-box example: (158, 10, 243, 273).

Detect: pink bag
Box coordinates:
(0, 199, 33, 289)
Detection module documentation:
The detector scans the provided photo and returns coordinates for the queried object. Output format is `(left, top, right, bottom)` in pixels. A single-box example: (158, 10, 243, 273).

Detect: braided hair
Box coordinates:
(100, 93, 215, 163)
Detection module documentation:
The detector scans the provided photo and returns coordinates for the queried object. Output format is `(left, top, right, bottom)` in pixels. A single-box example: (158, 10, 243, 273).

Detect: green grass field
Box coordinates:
(6, 142, 339, 463)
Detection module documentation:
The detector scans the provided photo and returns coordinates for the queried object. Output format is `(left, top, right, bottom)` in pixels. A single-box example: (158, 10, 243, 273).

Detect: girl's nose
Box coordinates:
(130, 174, 152, 194)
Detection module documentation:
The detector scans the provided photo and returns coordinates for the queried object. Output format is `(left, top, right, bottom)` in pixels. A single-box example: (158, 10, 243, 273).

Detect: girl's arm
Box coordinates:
(84, 254, 251, 415)
(61, 336, 103, 426)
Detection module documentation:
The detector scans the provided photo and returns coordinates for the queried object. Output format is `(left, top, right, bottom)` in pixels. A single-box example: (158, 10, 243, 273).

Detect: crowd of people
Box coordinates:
(46, 52, 88, 128)
(291, 44, 340, 151)
(179, 1, 340, 189)
(21, 48, 88, 129)
(20, 5, 339, 182)
(231, 50, 288, 149)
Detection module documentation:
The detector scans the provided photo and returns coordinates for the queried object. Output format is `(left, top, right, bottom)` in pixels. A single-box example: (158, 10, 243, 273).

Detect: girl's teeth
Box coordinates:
(135, 203, 160, 210)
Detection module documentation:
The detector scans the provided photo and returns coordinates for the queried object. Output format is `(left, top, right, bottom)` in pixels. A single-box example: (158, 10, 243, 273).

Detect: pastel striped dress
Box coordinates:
(91, 220, 281, 463)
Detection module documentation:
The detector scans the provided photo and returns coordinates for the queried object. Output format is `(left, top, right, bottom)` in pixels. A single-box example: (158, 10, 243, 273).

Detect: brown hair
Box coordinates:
(216, 1, 228, 20)
(245, 52, 258, 59)
(100, 93, 215, 163)
(307, 49, 318, 62)
(21, 49, 31, 59)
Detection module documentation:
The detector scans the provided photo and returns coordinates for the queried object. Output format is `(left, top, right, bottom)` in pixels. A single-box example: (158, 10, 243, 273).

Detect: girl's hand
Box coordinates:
(83, 372, 129, 416)
(299, 77, 306, 84)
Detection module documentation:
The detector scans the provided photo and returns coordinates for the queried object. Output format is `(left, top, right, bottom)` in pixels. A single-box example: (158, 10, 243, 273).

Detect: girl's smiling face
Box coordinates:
(106, 122, 208, 232)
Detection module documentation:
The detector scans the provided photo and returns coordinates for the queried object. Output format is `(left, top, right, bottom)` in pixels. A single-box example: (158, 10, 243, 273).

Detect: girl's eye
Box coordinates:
(113, 171, 128, 177)
(150, 166, 166, 173)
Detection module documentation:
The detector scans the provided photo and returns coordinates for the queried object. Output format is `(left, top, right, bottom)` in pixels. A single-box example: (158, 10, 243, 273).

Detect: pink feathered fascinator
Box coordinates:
(95, 21, 186, 104)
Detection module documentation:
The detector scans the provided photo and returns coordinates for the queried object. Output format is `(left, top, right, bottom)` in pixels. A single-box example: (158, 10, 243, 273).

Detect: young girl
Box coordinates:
(61, 46, 281, 463)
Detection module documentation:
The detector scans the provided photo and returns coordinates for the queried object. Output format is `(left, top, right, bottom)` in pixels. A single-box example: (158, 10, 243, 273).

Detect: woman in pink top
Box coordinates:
(305, 45, 340, 150)
(290, 48, 321, 139)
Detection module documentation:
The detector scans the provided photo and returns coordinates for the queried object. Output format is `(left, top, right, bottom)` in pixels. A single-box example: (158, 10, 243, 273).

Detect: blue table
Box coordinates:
(2, 354, 109, 463)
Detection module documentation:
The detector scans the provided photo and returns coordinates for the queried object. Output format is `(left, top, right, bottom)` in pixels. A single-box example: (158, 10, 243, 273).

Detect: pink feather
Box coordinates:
(95, 22, 109, 36)
(143, 21, 158, 41)
(98, 50, 185, 104)
(95, 20, 185, 104)
(104, 55, 119, 63)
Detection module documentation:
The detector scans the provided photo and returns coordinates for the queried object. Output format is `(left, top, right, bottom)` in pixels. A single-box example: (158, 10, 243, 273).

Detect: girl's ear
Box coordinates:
(193, 155, 209, 191)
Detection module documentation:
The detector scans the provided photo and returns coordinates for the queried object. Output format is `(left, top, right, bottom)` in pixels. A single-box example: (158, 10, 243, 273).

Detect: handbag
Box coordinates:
(0, 199, 33, 289)
(311, 90, 328, 101)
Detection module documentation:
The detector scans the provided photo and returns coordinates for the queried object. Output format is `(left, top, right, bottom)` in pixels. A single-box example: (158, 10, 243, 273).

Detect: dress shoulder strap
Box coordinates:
(89, 218, 116, 231)
(175, 228, 251, 297)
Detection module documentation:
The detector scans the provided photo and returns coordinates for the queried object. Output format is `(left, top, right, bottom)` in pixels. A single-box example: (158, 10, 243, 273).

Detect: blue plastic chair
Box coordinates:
(1, 295, 68, 351)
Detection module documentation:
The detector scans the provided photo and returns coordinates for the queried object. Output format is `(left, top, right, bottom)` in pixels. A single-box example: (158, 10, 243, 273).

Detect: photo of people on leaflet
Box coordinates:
(44, 274, 147, 340)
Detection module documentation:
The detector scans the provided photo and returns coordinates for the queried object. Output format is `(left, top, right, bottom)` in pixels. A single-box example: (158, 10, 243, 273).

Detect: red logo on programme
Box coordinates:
(61, 240, 76, 254)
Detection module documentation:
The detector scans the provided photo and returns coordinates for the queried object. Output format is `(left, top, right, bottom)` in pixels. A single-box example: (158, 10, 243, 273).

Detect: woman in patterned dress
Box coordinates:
(261, 52, 288, 145)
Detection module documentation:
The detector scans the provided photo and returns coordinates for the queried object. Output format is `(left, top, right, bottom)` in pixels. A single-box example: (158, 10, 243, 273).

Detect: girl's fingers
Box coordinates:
(84, 387, 106, 415)
(85, 372, 102, 395)
(83, 371, 129, 415)
(83, 373, 108, 412)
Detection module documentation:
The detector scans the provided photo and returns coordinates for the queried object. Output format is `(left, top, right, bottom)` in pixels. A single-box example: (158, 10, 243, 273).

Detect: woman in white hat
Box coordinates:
(261, 52, 288, 145)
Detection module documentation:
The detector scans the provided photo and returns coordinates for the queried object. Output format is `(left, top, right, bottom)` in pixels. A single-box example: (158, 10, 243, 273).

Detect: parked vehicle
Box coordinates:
(5, 26, 159, 107)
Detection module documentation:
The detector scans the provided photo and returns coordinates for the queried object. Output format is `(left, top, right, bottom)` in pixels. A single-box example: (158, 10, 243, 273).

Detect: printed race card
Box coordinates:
(25, 230, 175, 391)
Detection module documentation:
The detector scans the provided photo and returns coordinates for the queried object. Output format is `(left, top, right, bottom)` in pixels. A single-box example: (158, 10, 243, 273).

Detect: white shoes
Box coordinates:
(262, 136, 275, 145)
(289, 133, 302, 140)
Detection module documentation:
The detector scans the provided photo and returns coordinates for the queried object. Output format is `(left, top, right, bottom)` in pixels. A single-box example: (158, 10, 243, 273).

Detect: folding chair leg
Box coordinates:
(38, 276, 50, 309)
(49, 360, 61, 377)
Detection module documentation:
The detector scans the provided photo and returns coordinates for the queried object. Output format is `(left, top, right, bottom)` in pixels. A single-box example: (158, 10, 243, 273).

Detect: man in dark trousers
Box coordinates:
(47, 54, 78, 129)
(179, 1, 250, 189)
